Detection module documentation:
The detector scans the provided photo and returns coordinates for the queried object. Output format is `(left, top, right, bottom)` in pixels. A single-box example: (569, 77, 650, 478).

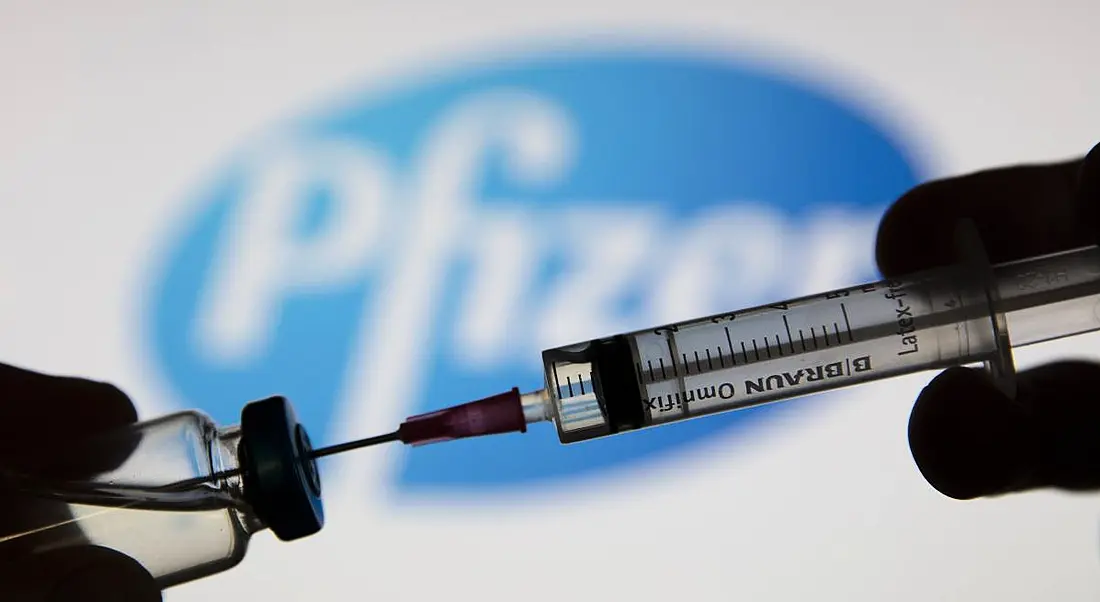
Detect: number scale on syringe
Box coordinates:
(546, 273, 996, 437)
(629, 278, 990, 424)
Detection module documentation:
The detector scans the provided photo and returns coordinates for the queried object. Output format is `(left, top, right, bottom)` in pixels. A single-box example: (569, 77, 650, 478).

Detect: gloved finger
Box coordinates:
(875, 154, 1089, 277)
(908, 362, 1100, 500)
(0, 362, 137, 441)
(0, 544, 161, 602)
(0, 364, 147, 579)
(0, 362, 140, 477)
(1072, 142, 1100, 243)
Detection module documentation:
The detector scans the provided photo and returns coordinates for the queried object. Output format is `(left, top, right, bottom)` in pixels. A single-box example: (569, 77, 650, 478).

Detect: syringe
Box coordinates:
(17, 232, 1099, 505)
(363, 238, 1100, 448)
(10, 233, 1100, 591)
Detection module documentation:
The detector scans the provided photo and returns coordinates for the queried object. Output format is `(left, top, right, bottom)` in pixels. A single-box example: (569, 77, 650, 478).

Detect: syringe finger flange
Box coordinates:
(954, 218, 1017, 398)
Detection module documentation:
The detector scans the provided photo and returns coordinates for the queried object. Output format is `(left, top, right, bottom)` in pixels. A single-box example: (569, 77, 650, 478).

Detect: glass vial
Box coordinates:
(0, 396, 324, 589)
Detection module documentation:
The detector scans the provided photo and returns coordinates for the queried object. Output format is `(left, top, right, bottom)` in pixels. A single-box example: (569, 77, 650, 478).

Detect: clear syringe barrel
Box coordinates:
(540, 245, 1100, 443)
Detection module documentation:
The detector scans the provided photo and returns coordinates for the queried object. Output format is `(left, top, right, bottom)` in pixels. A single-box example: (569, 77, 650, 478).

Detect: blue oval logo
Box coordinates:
(147, 48, 921, 494)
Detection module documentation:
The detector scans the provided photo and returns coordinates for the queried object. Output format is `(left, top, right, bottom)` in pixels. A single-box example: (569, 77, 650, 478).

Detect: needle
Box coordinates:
(308, 431, 400, 458)
(160, 431, 401, 490)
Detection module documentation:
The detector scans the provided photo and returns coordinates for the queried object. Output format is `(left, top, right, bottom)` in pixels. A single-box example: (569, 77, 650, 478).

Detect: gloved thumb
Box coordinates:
(1, 545, 161, 602)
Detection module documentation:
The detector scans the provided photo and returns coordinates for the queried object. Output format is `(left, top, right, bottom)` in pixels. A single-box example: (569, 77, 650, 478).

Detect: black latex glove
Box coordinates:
(0, 362, 160, 601)
(876, 142, 1100, 500)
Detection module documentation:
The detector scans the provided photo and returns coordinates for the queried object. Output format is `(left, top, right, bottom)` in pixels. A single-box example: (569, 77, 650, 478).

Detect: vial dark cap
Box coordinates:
(239, 396, 324, 541)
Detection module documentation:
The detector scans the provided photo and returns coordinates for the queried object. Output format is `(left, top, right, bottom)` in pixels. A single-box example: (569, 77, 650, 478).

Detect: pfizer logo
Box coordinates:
(147, 50, 920, 492)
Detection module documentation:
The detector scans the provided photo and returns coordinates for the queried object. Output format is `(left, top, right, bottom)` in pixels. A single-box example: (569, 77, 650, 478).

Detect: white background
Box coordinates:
(4, 1, 1100, 600)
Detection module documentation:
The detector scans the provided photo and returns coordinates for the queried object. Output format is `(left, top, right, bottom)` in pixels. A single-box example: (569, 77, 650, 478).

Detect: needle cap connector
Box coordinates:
(398, 388, 526, 446)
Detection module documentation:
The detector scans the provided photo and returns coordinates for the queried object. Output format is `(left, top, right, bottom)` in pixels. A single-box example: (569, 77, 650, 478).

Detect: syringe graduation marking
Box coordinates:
(639, 298, 872, 385)
(782, 315, 795, 353)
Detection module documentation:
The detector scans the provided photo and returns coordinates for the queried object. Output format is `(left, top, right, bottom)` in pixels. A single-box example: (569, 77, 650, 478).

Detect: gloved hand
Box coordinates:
(0, 362, 160, 602)
(876, 142, 1100, 500)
